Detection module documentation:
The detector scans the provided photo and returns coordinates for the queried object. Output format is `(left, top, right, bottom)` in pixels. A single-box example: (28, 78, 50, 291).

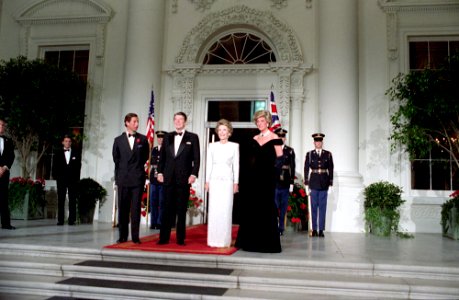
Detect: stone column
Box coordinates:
(122, 0, 165, 123)
(318, 0, 363, 232)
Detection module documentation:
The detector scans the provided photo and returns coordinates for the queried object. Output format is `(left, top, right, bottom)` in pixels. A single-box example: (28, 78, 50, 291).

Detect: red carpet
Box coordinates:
(104, 224, 239, 255)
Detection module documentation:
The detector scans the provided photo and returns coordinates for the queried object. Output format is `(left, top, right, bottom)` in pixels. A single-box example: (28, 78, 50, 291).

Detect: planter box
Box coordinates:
(445, 207, 459, 240)
(11, 192, 45, 220)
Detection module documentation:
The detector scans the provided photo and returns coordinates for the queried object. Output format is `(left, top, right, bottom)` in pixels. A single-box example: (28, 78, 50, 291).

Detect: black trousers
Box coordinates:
(159, 183, 190, 243)
(57, 180, 77, 224)
(0, 177, 11, 227)
(117, 185, 143, 241)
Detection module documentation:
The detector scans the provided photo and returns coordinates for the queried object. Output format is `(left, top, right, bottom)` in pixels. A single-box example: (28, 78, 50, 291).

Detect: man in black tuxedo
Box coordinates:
(112, 113, 149, 244)
(52, 135, 82, 226)
(157, 112, 200, 246)
(0, 118, 16, 230)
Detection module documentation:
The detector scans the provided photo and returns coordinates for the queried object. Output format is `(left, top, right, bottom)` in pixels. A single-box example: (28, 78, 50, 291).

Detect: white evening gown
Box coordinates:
(206, 141, 239, 247)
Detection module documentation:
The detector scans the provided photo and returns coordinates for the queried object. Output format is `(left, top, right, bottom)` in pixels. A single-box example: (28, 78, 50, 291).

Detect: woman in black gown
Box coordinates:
(236, 110, 283, 253)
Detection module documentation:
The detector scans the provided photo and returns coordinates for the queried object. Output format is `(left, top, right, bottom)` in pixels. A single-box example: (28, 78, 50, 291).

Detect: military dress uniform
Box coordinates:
(149, 131, 167, 229)
(274, 128, 296, 235)
(304, 133, 333, 237)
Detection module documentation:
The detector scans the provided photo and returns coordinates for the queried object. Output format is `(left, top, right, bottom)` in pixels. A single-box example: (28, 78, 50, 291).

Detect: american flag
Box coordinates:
(269, 91, 281, 132)
(146, 90, 155, 145)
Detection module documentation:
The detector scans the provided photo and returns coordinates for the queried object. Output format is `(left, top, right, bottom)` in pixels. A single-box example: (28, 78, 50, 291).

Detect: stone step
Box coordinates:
(1, 252, 459, 299)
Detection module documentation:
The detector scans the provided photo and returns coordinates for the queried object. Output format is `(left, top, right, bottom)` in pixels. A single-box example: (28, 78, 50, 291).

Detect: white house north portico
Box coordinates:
(1, 0, 458, 234)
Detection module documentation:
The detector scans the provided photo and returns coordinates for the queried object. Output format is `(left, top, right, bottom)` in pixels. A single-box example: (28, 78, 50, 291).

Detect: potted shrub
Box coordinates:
(76, 178, 107, 224)
(441, 190, 459, 240)
(363, 181, 405, 236)
(287, 181, 308, 231)
(9, 177, 46, 220)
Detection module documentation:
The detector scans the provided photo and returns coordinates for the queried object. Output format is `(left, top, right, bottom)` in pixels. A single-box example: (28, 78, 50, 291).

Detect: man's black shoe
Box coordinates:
(312, 230, 318, 237)
(116, 238, 127, 244)
(57, 222, 64, 226)
(176, 241, 186, 246)
(156, 240, 168, 245)
(68, 222, 76, 226)
(132, 239, 141, 244)
(319, 230, 325, 237)
(2, 225, 15, 230)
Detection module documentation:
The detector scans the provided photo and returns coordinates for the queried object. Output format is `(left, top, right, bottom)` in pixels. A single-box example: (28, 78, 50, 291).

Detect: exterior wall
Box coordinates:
(0, 0, 458, 231)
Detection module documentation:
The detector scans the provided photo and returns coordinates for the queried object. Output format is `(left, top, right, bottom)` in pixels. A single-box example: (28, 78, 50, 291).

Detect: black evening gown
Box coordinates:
(235, 138, 282, 253)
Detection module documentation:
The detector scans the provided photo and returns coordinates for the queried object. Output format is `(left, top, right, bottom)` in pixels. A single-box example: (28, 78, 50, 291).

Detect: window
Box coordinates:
(203, 32, 276, 64)
(409, 38, 459, 190)
(207, 100, 266, 122)
(36, 47, 89, 180)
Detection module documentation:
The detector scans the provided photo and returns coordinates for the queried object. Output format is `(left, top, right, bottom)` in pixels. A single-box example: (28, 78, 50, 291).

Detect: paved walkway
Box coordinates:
(1, 219, 458, 269)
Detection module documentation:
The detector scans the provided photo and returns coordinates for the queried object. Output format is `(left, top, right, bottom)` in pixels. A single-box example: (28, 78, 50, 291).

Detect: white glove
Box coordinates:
(328, 186, 333, 194)
(289, 184, 294, 193)
(305, 185, 310, 196)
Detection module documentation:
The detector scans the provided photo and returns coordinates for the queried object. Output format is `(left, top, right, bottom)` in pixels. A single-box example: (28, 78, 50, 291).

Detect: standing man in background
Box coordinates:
(113, 113, 149, 244)
(0, 117, 15, 230)
(304, 133, 334, 237)
(157, 112, 200, 246)
(149, 130, 167, 230)
(274, 128, 295, 236)
(53, 135, 82, 226)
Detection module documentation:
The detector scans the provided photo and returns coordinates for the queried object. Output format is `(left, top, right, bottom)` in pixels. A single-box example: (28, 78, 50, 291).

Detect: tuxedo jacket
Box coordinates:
(113, 132, 149, 187)
(304, 149, 334, 190)
(0, 136, 15, 183)
(158, 131, 200, 186)
(52, 148, 81, 184)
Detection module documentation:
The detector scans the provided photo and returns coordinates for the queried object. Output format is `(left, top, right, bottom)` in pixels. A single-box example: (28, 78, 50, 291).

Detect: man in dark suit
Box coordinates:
(274, 128, 296, 236)
(0, 118, 16, 230)
(149, 130, 167, 229)
(304, 133, 334, 237)
(112, 113, 149, 244)
(52, 135, 82, 225)
(157, 112, 200, 246)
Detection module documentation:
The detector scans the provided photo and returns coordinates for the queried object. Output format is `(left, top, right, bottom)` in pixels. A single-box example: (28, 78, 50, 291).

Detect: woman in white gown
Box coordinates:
(205, 119, 239, 248)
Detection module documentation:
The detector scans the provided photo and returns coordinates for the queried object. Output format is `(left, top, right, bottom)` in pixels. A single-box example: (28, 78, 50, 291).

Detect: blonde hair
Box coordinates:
(215, 119, 233, 135)
(253, 110, 272, 127)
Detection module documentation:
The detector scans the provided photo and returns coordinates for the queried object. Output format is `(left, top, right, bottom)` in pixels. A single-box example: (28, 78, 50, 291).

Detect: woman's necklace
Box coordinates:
(259, 130, 270, 138)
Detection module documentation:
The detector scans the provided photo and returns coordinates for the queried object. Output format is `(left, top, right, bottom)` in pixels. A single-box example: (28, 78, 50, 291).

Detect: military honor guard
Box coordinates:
(274, 128, 296, 236)
(149, 130, 167, 229)
(304, 133, 334, 237)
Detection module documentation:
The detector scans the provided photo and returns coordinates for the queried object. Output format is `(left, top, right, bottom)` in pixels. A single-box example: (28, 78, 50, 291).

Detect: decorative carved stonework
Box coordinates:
(271, 0, 288, 10)
(190, 0, 216, 12)
(175, 5, 303, 64)
(15, 0, 112, 60)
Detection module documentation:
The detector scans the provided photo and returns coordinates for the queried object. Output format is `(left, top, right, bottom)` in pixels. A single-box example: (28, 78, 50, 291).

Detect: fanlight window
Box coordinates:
(203, 32, 276, 64)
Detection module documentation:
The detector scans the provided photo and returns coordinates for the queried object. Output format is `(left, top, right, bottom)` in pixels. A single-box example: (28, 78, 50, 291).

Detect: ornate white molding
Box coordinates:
(175, 5, 303, 64)
(190, 0, 216, 12)
(378, 0, 459, 13)
(14, 0, 112, 60)
(378, 0, 459, 60)
(271, 0, 288, 10)
(15, 0, 112, 25)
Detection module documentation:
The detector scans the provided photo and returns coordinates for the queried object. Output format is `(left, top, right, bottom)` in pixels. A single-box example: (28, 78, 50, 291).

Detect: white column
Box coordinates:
(122, 0, 165, 124)
(318, 0, 363, 232)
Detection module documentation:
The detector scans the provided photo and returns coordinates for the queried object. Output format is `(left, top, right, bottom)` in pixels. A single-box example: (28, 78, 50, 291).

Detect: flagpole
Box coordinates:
(145, 89, 155, 228)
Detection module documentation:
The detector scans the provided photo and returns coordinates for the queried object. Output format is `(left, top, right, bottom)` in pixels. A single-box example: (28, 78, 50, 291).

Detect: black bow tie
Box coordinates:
(174, 132, 183, 136)
(128, 133, 135, 138)
(64, 149, 70, 152)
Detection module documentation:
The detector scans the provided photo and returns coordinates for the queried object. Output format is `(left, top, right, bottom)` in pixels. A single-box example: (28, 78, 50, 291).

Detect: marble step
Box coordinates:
(1, 243, 459, 281)
(1, 255, 459, 299)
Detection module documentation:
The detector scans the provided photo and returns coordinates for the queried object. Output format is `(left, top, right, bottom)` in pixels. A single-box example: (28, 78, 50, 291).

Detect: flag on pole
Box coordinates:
(146, 90, 155, 145)
(269, 91, 281, 132)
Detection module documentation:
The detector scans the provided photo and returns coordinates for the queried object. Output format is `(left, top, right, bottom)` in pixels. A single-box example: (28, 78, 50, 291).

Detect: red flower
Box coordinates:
(136, 138, 140, 143)
(300, 203, 307, 210)
(450, 190, 459, 198)
(141, 210, 146, 217)
(299, 189, 306, 198)
(287, 205, 292, 211)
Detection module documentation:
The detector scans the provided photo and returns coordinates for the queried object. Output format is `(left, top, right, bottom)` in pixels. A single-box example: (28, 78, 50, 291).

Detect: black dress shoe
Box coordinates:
(116, 238, 127, 244)
(156, 240, 169, 245)
(319, 230, 325, 237)
(176, 241, 186, 246)
(2, 225, 15, 230)
(68, 222, 75, 226)
(312, 230, 318, 237)
(57, 222, 64, 226)
(132, 239, 141, 244)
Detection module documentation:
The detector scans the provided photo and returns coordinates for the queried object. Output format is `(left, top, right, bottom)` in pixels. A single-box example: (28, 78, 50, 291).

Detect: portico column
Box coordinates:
(318, 0, 363, 232)
(122, 0, 165, 123)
